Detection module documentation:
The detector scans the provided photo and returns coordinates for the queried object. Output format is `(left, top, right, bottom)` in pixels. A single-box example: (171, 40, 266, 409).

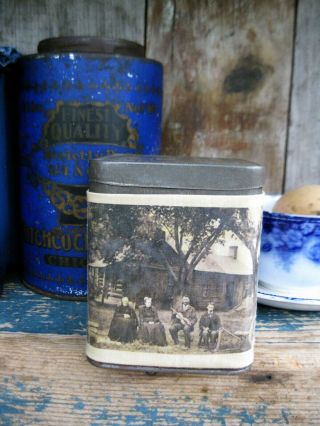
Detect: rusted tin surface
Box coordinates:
(19, 37, 163, 299)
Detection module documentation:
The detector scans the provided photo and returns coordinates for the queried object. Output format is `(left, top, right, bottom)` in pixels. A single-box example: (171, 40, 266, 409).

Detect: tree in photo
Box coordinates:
(88, 203, 258, 299)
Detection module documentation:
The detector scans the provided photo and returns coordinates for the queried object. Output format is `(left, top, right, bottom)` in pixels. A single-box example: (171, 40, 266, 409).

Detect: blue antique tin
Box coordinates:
(0, 47, 21, 290)
(19, 37, 163, 299)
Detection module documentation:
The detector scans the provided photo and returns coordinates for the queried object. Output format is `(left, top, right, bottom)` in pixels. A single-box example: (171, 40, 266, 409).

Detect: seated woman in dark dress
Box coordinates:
(108, 297, 138, 343)
(138, 297, 167, 346)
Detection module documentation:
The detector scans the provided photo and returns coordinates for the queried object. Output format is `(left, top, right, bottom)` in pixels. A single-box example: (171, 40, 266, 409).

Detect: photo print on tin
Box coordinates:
(87, 201, 262, 369)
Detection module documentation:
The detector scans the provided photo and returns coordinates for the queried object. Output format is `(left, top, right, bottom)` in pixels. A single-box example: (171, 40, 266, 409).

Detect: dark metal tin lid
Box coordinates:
(38, 37, 145, 57)
(89, 155, 264, 192)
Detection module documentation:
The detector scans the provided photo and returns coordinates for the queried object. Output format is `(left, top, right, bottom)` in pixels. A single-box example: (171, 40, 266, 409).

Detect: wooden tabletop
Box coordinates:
(1, 280, 319, 425)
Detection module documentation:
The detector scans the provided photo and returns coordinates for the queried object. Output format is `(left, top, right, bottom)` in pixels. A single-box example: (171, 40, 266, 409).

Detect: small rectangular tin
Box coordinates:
(87, 155, 264, 373)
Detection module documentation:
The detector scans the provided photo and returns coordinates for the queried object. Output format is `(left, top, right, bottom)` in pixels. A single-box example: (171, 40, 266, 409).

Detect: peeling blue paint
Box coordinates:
(215, 406, 232, 426)
(0, 281, 86, 334)
(15, 381, 26, 391)
(1, 280, 320, 335)
(161, 411, 184, 424)
(0, 379, 293, 426)
(79, 399, 290, 426)
(0, 281, 300, 425)
(0, 384, 28, 426)
(93, 408, 109, 420)
(34, 396, 51, 412)
(238, 409, 256, 424)
(256, 305, 320, 331)
(236, 404, 268, 424)
(281, 408, 290, 424)
(30, 386, 43, 393)
(0, 377, 52, 421)
(196, 404, 214, 423)
(73, 396, 86, 410)
(135, 398, 159, 423)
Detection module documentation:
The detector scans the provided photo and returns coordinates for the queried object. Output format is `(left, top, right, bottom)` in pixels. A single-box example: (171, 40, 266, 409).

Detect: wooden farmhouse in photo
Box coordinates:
(89, 228, 254, 311)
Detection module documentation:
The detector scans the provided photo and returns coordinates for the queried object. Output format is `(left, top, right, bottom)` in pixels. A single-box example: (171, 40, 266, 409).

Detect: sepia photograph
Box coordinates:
(87, 203, 259, 356)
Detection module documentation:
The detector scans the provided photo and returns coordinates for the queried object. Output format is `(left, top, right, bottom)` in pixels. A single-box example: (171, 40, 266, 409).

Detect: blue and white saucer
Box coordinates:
(257, 282, 320, 311)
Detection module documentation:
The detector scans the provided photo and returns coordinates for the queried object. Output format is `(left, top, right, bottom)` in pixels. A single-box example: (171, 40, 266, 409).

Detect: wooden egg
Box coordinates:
(273, 185, 320, 215)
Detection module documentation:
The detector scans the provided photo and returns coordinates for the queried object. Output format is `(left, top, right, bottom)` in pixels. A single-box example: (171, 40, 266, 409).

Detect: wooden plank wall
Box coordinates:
(146, 0, 296, 193)
(0, 0, 319, 193)
(285, 0, 320, 191)
(0, 0, 146, 53)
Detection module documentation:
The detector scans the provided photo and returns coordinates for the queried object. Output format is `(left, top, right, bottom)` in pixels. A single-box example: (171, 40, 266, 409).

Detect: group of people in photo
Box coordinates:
(107, 295, 222, 351)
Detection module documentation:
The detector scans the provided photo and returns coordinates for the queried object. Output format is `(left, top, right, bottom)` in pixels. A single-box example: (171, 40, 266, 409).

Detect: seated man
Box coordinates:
(138, 297, 167, 346)
(198, 303, 221, 351)
(169, 296, 197, 348)
(108, 297, 138, 343)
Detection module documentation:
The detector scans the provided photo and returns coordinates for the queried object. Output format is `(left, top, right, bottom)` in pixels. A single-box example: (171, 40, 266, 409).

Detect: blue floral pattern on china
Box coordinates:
(261, 211, 320, 271)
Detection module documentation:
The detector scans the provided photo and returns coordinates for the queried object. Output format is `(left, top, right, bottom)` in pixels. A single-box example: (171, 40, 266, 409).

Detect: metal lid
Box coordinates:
(38, 37, 145, 57)
(89, 155, 264, 191)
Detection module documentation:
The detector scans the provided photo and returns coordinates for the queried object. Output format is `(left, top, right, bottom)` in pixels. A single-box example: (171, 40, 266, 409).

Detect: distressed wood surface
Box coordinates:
(1, 280, 320, 424)
(0, 0, 146, 54)
(1, 280, 320, 335)
(0, 281, 86, 335)
(0, 332, 320, 425)
(285, 0, 320, 191)
(146, 0, 295, 193)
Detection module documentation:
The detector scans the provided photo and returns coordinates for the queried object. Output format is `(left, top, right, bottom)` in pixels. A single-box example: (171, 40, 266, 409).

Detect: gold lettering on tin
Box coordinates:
(73, 166, 83, 177)
(62, 123, 72, 140)
(50, 122, 61, 140)
(61, 235, 72, 251)
(35, 230, 42, 246)
(41, 102, 138, 147)
(45, 149, 110, 161)
(41, 179, 86, 221)
(26, 266, 86, 283)
(74, 234, 84, 251)
(52, 236, 62, 250)
(23, 225, 86, 252)
(42, 231, 52, 249)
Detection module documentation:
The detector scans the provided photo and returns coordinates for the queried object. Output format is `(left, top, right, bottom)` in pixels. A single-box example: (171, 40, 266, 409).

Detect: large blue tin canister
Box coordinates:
(0, 47, 21, 291)
(19, 37, 163, 299)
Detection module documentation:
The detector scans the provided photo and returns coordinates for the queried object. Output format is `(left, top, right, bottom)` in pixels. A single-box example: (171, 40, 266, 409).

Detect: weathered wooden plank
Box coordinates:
(285, 0, 320, 191)
(0, 281, 86, 335)
(256, 306, 320, 332)
(0, 0, 146, 54)
(1, 280, 320, 335)
(0, 333, 319, 424)
(146, 0, 295, 193)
